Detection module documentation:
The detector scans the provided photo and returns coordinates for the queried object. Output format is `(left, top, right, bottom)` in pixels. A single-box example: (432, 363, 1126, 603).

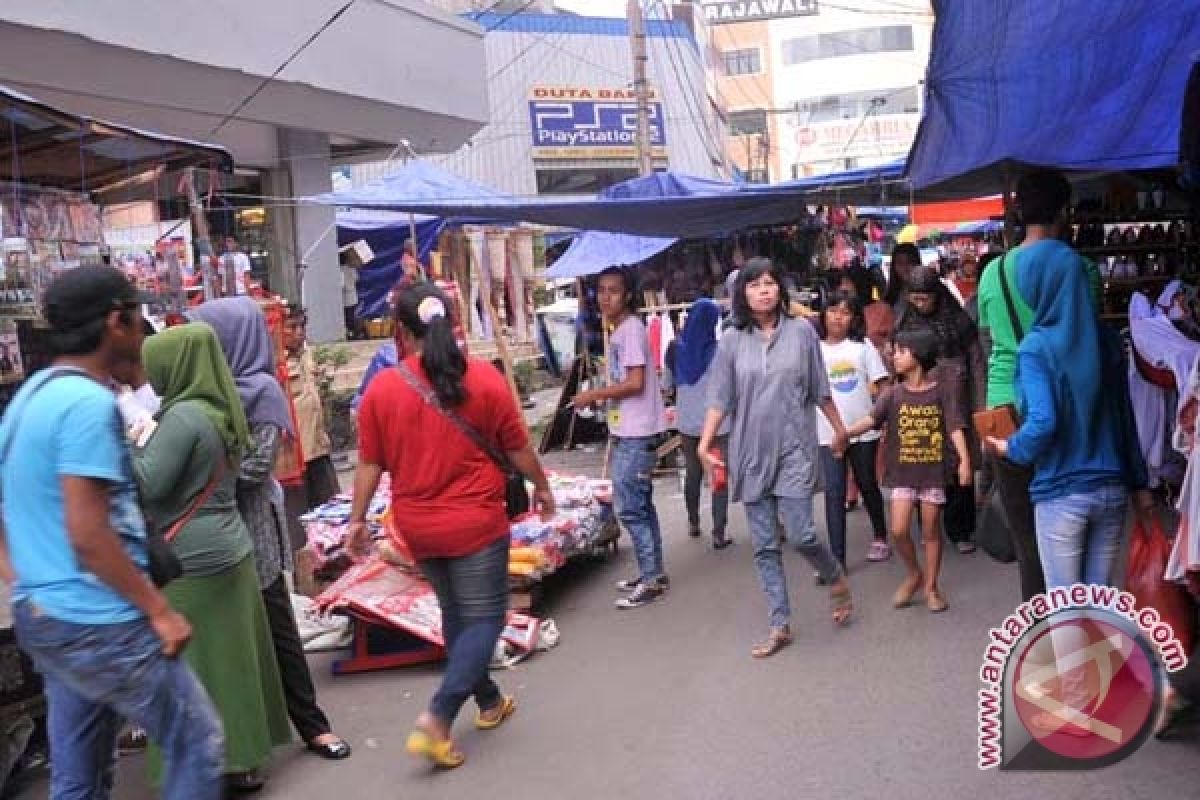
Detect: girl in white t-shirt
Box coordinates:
(818, 291, 891, 568)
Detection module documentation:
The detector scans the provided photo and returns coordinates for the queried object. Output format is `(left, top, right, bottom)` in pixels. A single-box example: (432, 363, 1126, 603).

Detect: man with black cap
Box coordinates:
(0, 266, 223, 799)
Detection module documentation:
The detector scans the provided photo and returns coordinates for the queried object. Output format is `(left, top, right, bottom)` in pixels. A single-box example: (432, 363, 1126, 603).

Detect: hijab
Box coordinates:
(142, 322, 251, 460)
(1016, 241, 1105, 447)
(675, 298, 720, 386)
(188, 297, 294, 434)
(897, 264, 975, 359)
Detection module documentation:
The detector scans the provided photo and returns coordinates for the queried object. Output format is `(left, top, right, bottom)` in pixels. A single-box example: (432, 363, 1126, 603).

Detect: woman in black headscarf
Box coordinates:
(893, 264, 986, 552)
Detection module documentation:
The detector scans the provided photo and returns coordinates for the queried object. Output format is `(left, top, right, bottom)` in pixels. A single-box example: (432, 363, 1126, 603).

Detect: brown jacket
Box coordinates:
(287, 348, 331, 462)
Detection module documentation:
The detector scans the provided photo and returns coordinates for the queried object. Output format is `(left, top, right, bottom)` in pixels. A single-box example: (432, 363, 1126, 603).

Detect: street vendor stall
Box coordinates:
(297, 472, 615, 674)
(0, 83, 231, 793)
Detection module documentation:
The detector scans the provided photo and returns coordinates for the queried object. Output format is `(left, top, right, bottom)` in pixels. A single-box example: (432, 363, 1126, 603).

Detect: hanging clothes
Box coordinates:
(1128, 357, 1169, 487)
(1167, 353, 1200, 584)
(659, 313, 676, 374)
(646, 313, 663, 374)
(1130, 292, 1200, 410)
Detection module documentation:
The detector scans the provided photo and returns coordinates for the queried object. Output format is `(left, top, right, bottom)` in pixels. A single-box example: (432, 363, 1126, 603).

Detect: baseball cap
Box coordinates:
(42, 266, 154, 332)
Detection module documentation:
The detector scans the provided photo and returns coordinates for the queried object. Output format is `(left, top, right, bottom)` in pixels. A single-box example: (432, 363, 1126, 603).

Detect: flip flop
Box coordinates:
(892, 575, 923, 609)
(475, 696, 517, 731)
(926, 592, 949, 613)
(751, 627, 793, 658)
(830, 583, 854, 627)
(405, 730, 465, 769)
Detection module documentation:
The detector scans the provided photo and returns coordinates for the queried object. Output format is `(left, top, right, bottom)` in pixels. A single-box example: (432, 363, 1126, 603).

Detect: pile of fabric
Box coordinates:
(300, 472, 615, 583)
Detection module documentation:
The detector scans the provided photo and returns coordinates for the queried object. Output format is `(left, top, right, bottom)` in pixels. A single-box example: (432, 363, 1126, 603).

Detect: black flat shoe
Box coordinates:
(307, 736, 353, 760)
(225, 770, 265, 793)
(712, 534, 732, 550)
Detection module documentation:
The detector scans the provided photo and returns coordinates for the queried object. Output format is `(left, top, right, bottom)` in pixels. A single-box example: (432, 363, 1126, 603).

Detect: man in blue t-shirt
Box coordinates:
(0, 267, 223, 800)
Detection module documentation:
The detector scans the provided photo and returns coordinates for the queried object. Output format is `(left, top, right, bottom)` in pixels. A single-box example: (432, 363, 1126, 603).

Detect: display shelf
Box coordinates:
(1081, 243, 1196, 256)
(1075, 209, 1192, 224)
(1102, 276, 1177, 288)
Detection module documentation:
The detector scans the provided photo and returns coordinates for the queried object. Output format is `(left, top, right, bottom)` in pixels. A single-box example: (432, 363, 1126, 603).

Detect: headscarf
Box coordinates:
(142, 322, 251, 460)
(896, 264, 975, 360)
(674, 298, 720, 386)
(1016, 242, 1105, 449)
(188, 297, 294, 434)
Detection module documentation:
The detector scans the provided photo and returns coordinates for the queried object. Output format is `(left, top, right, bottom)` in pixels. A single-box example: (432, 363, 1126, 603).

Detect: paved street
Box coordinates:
(15, 450, 1200, 799)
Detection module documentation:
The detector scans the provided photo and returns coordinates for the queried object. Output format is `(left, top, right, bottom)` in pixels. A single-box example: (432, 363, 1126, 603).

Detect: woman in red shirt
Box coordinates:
(348, 284, 554, 769)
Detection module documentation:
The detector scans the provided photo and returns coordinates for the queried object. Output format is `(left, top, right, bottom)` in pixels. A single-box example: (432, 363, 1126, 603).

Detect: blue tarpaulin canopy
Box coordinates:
(545, 172, 761, 278)
(337, 209, 446, 319)
(759, 159, 908, 205)
(907, 0, 1200, 192)
(310, 163, 811, 238)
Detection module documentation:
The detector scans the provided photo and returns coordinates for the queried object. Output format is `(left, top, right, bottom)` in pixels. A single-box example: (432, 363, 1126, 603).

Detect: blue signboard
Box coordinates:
(528, 87, 667, 159)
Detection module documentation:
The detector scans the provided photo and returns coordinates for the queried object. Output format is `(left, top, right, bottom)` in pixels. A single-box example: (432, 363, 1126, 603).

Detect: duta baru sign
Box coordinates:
(528, 86, 667, 160)
(703, 0, 819, 25)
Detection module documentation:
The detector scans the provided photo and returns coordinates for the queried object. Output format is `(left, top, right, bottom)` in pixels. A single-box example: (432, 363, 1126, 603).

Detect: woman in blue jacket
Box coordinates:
(985, 247, 1153, 589)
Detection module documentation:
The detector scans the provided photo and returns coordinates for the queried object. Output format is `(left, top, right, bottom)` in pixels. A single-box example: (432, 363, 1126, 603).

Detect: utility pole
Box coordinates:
(628, 0, 654, 176)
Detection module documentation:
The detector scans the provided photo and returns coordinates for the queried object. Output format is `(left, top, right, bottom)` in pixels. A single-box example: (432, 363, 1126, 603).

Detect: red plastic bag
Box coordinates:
(1125, 516, 1196, 656)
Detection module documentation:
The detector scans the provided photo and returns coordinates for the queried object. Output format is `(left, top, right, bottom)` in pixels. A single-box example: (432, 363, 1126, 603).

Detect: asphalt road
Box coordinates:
(13, 448, 1200, 799)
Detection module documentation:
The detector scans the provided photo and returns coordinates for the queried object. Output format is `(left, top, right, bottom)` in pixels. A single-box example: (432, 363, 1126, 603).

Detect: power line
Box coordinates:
(210, 0, 357, 135)
(650, 1, 726, 169)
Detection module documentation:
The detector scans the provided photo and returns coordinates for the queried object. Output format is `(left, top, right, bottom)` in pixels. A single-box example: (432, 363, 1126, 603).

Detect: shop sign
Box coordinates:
(528, 86, 667, 160)
(783, 113, 919, 164)
(702, 0, 818, 25)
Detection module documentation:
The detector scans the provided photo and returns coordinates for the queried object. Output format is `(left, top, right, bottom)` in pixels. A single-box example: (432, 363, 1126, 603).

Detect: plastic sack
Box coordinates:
(1125, 516, 1196, 656)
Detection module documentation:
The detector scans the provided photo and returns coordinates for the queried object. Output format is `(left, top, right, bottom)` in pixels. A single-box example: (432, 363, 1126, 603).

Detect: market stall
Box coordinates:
(0, 83, 232, 792)
(297, 473, 616, 674)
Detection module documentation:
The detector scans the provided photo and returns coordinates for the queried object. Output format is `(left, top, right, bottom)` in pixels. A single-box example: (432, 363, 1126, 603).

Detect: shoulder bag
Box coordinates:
(396, 362, 531, 519)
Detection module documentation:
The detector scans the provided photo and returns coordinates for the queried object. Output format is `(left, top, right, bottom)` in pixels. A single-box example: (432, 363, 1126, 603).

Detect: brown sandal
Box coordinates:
(892, 574, 924, 609)
(751, 627, 793, 658)
(830, 582, 854, 627)
(926, 591, 949, 613)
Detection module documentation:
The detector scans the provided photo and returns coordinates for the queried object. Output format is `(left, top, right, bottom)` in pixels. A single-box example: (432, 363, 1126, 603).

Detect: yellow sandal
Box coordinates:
(475, 695, 517, 731)
(405, 729, 465, 769)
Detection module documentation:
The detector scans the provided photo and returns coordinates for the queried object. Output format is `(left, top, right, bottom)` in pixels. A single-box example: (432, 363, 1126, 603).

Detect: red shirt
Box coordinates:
(357, 357, 528, 559)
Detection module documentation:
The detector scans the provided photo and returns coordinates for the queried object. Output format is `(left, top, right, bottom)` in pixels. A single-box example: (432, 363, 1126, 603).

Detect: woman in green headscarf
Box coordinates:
(134, 322, 291, 792)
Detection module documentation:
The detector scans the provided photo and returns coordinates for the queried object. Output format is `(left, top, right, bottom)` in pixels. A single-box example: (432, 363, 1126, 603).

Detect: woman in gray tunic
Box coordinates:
(699, 258, 854, 658)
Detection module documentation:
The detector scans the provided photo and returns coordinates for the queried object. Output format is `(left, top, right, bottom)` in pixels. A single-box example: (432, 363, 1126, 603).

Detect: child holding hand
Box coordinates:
(845, 328, 971, 612)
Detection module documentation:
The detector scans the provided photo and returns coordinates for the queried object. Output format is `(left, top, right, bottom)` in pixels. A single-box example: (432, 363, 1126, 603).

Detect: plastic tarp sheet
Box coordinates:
(310, 165, 811, 238)
(907, 0, 1200, 193)
(759, 159, 907, 204)
(546, 231, 677, 278)
(337, 209, 446, 320)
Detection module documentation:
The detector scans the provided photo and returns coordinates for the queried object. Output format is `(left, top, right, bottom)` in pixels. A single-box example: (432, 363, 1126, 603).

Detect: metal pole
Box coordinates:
(182, 168, 218, 301)
(628, 0, 654, 176)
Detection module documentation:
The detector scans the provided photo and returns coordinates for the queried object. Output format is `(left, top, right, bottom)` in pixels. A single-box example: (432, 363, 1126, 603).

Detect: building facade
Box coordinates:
(0, 0, 489, 341)
(705, 0, 932, 182)
(349, 9, 728, 196)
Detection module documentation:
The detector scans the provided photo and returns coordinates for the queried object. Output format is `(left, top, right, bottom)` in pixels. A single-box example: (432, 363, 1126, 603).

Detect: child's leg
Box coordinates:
(889, 494, 919, 576)
(920, 500, 945, 595)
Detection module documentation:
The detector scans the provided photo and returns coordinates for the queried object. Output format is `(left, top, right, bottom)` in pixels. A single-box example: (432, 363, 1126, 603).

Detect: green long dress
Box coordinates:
(136, 325, 291, 775)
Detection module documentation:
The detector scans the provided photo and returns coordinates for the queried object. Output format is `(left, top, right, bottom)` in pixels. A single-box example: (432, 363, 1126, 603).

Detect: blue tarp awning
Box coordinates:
(544, 172, 756, 278)
(907, 0, 1200, 192)
(760, 159, 908, 204)
(337, 210, 446, 320)
(310, 163, 811, 238)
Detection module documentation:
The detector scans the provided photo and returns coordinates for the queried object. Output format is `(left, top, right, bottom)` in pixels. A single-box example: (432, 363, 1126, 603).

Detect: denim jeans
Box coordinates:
(12, 600, 224, 800)
(680, 434, 728, 535)
(419, 536, 510, 725)
(1034, 484, 1129, 589)
(744, 494, 843, 629)
(819, 441, 887, 565)
(610, 436, 665, 583)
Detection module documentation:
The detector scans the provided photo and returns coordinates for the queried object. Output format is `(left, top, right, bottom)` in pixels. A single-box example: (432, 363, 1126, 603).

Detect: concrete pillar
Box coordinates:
(262, 167, 299, 304)
(277, 128, 341, 343)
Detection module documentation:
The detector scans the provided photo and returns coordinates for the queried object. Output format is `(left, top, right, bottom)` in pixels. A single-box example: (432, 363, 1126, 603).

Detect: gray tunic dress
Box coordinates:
(708, 315, 831, 504)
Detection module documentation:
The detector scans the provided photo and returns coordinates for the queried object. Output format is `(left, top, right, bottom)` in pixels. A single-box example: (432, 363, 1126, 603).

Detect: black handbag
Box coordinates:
(396, 363, 531, 519)
(977, 487, 1017, 564)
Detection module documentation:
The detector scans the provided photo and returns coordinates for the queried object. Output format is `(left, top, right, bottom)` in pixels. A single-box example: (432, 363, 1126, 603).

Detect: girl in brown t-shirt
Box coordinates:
(846, 328, 971, 613)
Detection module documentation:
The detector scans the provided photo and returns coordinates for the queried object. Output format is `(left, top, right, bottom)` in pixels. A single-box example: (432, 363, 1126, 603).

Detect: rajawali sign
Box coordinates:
(703, 0, 819, 24)
(528, 86, 667, 160)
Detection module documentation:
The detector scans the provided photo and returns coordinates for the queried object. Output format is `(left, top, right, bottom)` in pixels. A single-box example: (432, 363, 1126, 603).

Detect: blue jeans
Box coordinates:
(1034, 485, 1129, 589)
(12, 600, 223, 800)
(610, 436, 665, 583)
(744, 494, 843, 629)
(419, 536, 510, 725)
(819, 442, 888, 565)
